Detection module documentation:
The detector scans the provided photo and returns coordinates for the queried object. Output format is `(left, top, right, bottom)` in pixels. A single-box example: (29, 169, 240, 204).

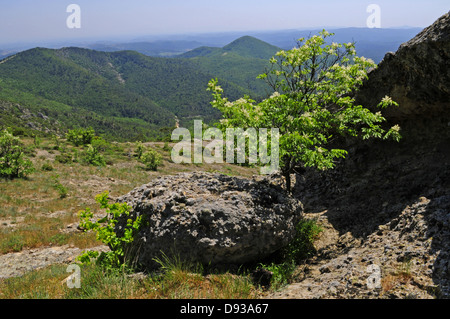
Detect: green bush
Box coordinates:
(91, 136, 110, 153)
(140, 148, 162, 171)
(162, 142, 170, 152)
(66, 127, 95, 146)
(77, 191, 143, 270)
(52, 174, 68, 199)
(82, 144, 106, 167)
(0, 128, 34, 179)
(135, 141, 145, 159)
(259, 218, 322, 289)
(55, 152, 73, 164)
(41, 162, 54, 171)
(282, 218, 323, 262)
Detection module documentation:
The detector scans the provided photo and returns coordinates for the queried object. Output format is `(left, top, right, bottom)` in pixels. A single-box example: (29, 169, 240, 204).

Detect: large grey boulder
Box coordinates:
(116, 172, 303, 270)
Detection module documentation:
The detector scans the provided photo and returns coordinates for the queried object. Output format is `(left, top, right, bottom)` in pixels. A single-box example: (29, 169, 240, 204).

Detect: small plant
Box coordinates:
(41, 162, 54, 172)
(282, 218, 323, 263)
(91, 136, 110, 152)
(52, 174, 68, 198)
(135, 141, 145, 159)
(82, 144, 106, 167)
(162, 142, 170, 152)
(77, 191, 143, 270)
(55, 152, 73, 164)
(33, 135, 41, 148)
(66, 127, 95, 146)
(140, 148, 162, 171)
(52, 134, 61, 150)
(0, 128, 34, 179)
(259, 218, 322, 289)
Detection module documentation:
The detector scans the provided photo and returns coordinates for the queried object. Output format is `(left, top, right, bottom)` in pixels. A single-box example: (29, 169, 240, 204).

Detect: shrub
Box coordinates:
(91, 136, 110, 153)
(55, 152, 73, 164)
(41, 162, 54, 171)
(135, 141, 145, 159)
(282, 218, 323, 262)
(82, 144, 106, 167)
(0, 128, 34, 179)
(259, 218, 322, 289)
(77, 191, 143, 270)
(140, 148, 162, 171)
(52, 175, 68, 199)
(66, 127, 95, 146)
(162, 142, 170, 152)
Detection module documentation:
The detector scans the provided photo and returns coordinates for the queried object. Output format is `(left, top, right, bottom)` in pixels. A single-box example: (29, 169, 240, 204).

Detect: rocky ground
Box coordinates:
(268, 195, 449, 299)
(0, 244, 108, 279)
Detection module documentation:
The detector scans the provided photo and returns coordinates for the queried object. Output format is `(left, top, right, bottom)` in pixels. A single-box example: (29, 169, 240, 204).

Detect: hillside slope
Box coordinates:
(0, 46, 254, 140)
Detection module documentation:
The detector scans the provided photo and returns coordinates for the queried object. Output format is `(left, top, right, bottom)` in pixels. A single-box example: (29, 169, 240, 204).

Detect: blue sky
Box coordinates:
(0, 0, 448, 44)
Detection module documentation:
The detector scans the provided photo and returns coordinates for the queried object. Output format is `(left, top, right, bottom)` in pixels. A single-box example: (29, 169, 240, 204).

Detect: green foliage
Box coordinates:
(282, 219, 323, 263)
(77, 191, 143, 270)
(33, 135, 41, 148)
(259, 219, 322, 289)
(259, 261, 296, 289)
(51, 174, 68, 199)
(41, 161, 54, 171)
(135, 141, 145, 159)
(91, 136, 110, 152)
(82, 144, 106, 167)
(162, 142, 170, 152)
(55, 152, 73, 164)
(140, 148, 162, 171)
(0, 128, 34, 179)
(208, 30, 401, 191)
(66, 127, 95, 146)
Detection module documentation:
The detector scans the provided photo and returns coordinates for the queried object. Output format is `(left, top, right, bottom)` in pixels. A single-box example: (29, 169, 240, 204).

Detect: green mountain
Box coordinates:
(179, 36, 281, 95)
(0, 36, 279, 141)
(181, 36, 281, 60)
(222, 36, 282, 60)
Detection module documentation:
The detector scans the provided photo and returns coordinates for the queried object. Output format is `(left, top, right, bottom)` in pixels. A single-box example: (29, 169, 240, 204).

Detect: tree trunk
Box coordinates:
(285, 171, 291, 193)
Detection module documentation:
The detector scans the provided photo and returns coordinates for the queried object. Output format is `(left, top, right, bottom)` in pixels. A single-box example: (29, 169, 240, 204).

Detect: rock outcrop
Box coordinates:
(278, 11, 450, 298)
(116, 172, 303, 270)
(355, 11, 450, 120)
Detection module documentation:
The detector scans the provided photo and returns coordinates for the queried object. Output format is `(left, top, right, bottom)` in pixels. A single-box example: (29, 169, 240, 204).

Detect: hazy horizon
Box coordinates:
(0, 1, 448, 46)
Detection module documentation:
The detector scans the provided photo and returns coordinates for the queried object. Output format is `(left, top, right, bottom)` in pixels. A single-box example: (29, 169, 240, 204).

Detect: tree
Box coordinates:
(208, 30, 401, 192)
(66, 127, 95, 146)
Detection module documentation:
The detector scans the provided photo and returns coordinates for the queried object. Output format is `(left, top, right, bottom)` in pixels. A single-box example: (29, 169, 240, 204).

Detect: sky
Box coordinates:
(0, 0, 448, 45)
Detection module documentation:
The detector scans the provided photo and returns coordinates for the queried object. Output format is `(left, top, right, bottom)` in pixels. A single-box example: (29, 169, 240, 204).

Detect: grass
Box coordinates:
(380, 260, 414, 295)
(0, 255, 259, 299)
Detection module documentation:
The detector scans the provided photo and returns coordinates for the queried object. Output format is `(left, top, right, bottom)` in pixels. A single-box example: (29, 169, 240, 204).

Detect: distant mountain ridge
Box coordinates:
(92, 28, 423, 63)
(0, 37, 277, 140)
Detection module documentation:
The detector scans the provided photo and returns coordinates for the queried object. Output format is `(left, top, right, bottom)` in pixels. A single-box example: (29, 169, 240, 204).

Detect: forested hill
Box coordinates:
(0, 36, 279, 141)
(178, 36, 281, 94)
